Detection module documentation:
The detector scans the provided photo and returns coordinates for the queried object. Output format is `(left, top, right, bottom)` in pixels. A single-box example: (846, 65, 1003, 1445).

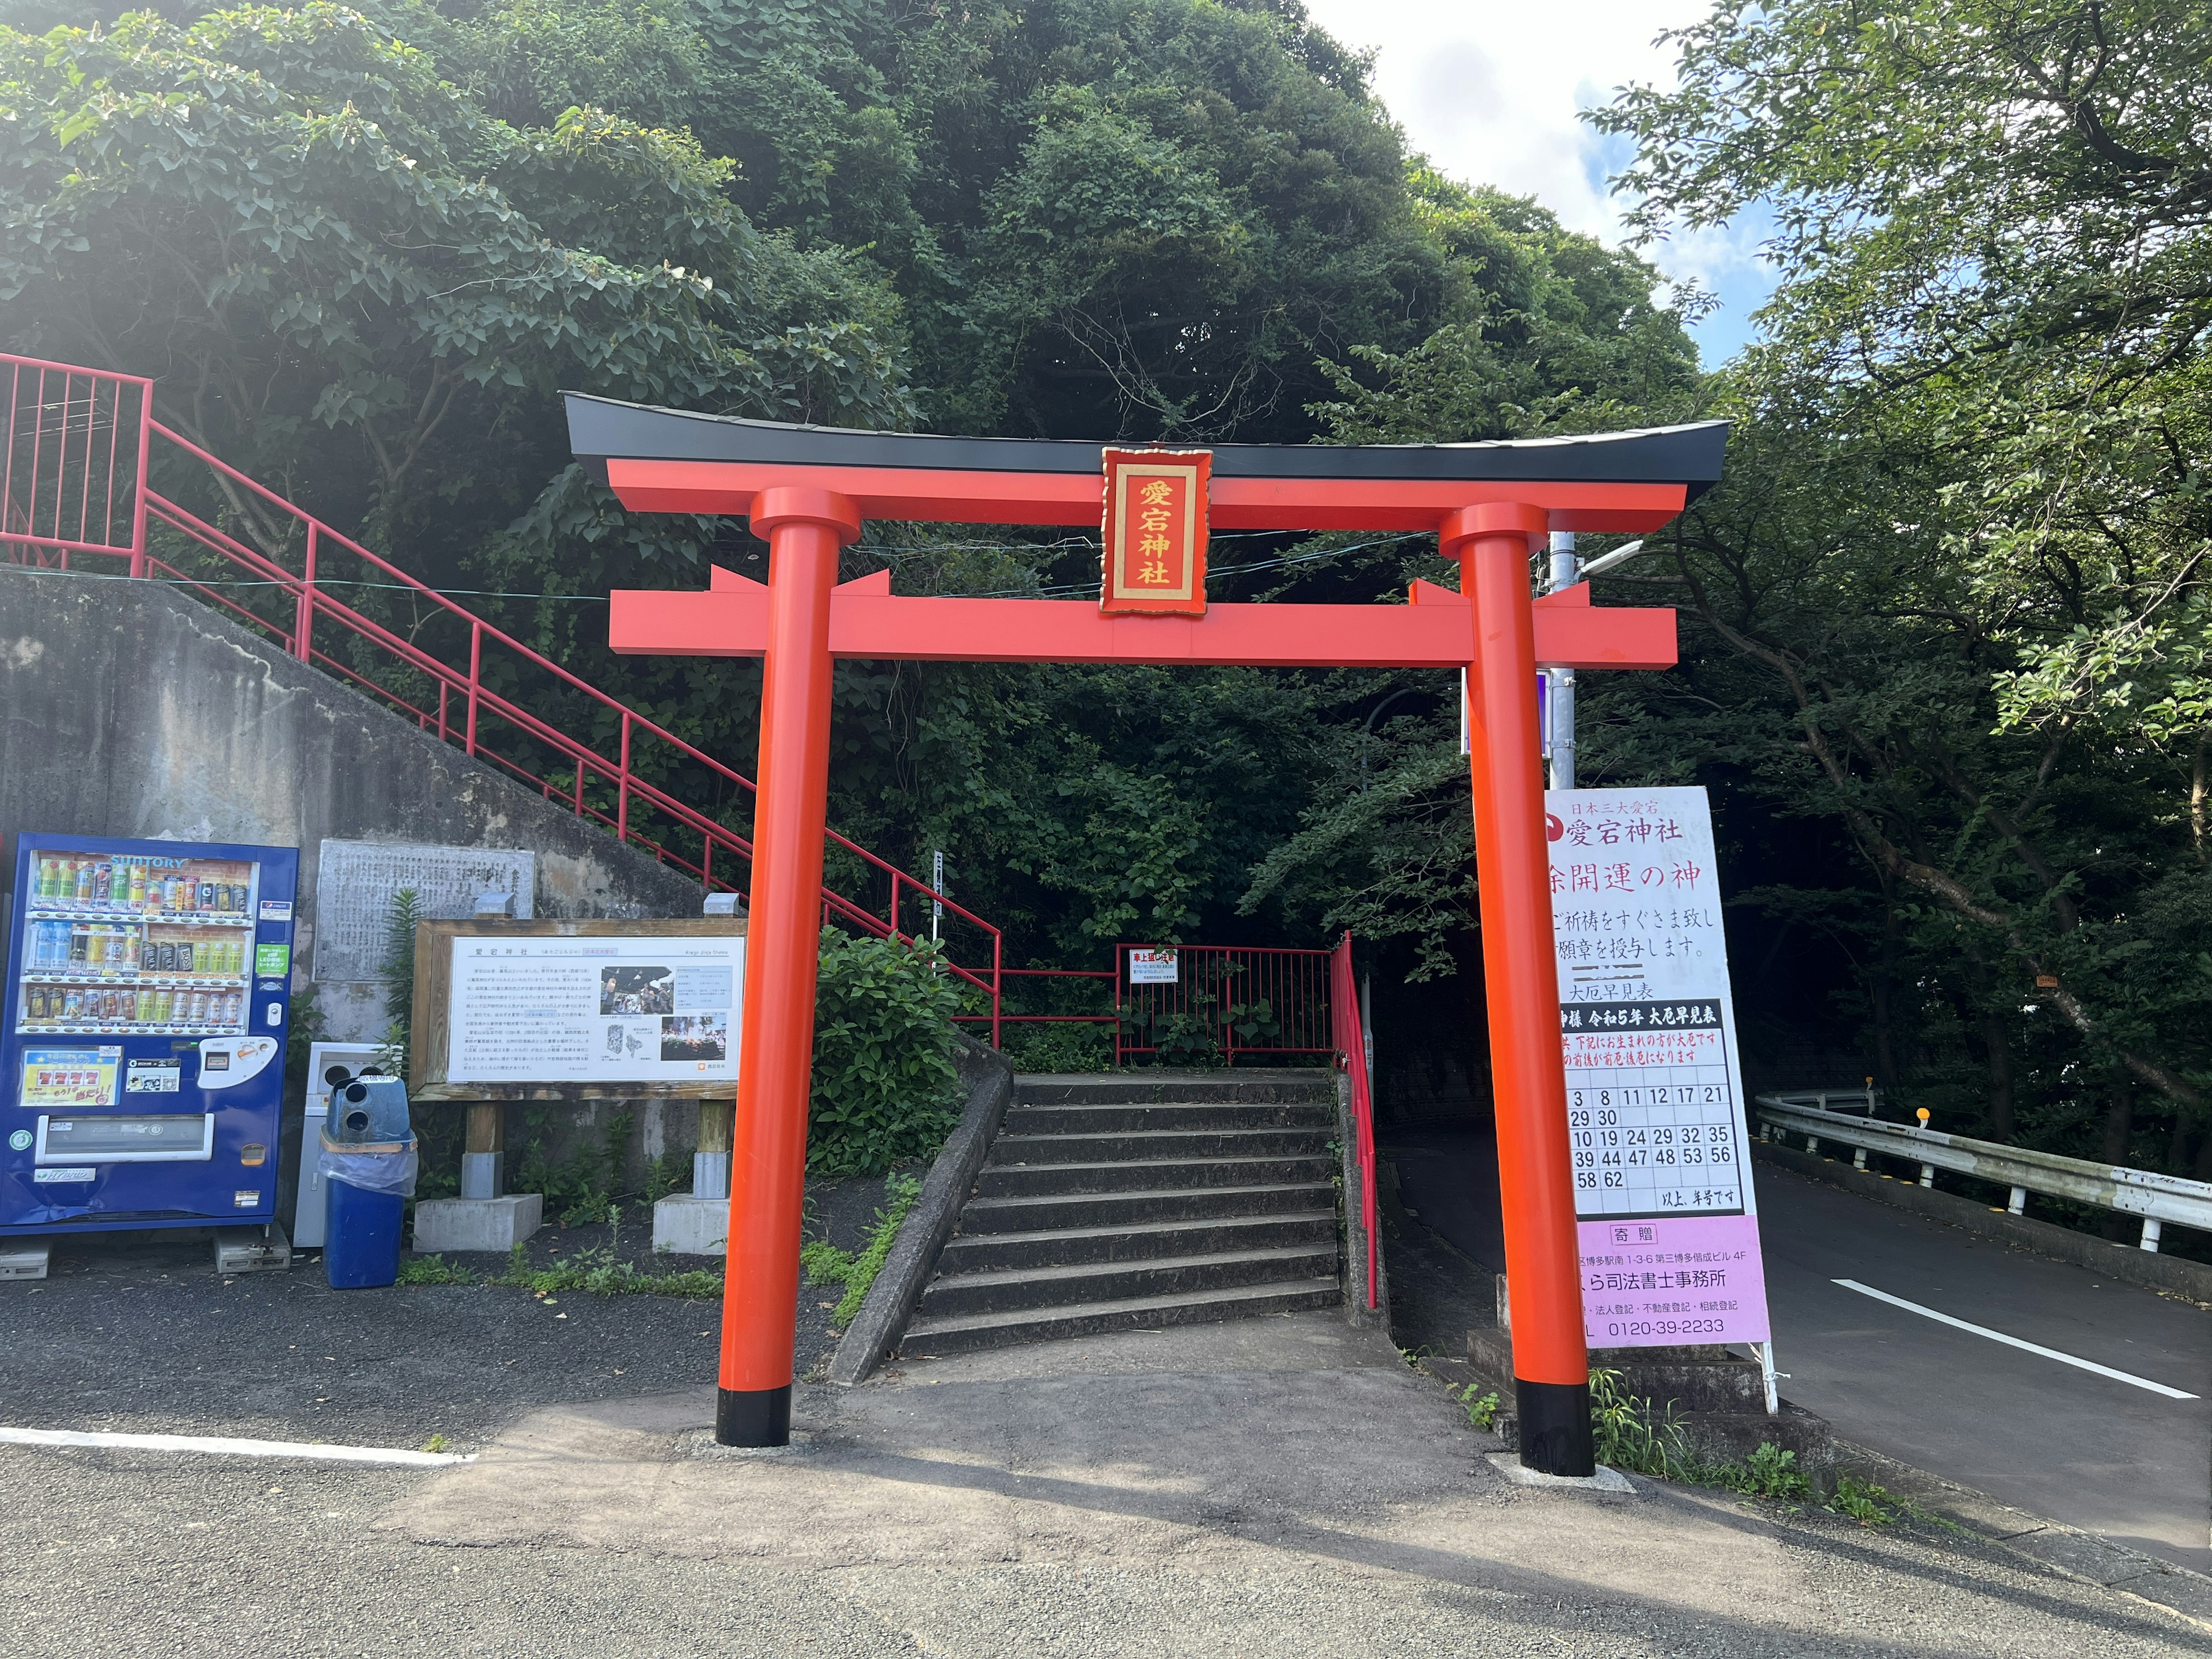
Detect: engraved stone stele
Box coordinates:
(313, 840, 536, 983)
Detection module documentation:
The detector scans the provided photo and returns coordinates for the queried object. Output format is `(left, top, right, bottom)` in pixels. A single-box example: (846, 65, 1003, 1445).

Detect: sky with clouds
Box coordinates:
(1300, 1, 1777, 366)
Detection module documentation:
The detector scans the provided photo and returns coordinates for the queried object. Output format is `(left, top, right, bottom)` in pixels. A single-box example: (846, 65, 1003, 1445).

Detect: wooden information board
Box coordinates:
(410, 917, 745, 1101)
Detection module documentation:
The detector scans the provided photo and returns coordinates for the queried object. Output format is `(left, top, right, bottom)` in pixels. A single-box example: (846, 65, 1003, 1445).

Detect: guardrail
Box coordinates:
(1754, 1096, 2212, 1252)
(1760, 1085, 1881, 1118)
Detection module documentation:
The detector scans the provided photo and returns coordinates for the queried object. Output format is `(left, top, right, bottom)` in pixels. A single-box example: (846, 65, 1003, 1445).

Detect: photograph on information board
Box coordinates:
(1546, 785, 1772, 1349)
(446, 933, 741, 1086)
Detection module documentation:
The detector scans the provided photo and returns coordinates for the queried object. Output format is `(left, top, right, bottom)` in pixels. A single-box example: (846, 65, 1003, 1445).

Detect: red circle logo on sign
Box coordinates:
(1544, 813, 1565, 842)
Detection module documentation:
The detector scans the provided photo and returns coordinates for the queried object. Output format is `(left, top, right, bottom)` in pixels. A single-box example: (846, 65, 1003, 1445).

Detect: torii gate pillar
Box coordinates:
(715, 488, 861, 1446)
(1449, 501, 1590, 1464)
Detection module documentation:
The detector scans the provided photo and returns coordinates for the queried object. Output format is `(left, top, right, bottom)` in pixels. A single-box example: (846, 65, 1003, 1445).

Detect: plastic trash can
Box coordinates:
(317, 1066, 417, 1290)
(325, 1175, 407, 1288)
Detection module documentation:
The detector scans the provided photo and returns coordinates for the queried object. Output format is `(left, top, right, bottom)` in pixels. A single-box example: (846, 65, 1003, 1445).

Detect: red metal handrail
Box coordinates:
(1329, 930, 1379, 1311)
(0, 353, 1005, 1041)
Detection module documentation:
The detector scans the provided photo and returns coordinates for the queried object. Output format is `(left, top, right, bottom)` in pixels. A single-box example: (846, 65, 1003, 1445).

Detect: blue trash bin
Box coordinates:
(317, 1066, 416, 1290)
(326, 1175, 407, 1288)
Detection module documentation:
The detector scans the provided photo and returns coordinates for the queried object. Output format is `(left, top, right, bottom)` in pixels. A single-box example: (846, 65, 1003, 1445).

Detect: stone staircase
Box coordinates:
(899, 1072, 1343, 1357)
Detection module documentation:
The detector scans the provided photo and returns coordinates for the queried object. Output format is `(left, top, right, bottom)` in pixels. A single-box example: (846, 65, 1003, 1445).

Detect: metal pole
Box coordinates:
(715, 485, 857, 1448)
(1544, 531, 1577, 791)
(1447, 501, 1593, 1477)
(465, 622, 482, 756)
(931, 849, 944, 942)
(294, 522, 317, 661)
(129, 379, 153, 581)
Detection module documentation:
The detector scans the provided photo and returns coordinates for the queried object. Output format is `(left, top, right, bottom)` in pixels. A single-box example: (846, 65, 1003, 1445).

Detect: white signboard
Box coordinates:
(445, 933, 741, 1086)
(314, 840, 535, 982)
(1128, 949, 1179, 984)
(1547, 786, 1771, 1347)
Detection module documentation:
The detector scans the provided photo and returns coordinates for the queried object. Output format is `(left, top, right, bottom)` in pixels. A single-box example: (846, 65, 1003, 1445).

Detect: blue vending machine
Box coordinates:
(1, 834, 298, 1237)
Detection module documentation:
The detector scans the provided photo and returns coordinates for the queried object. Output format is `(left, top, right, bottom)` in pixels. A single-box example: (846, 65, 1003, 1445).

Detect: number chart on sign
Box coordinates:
(1548, 785, 1771, 1347)
(1562, 997, 1743, 1217)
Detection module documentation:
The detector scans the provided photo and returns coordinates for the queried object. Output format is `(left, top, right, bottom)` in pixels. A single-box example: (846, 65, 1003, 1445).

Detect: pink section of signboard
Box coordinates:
(1578, 1212, 1771, 1346)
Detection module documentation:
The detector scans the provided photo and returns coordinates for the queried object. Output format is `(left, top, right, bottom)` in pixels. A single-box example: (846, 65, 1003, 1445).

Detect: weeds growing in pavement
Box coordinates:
(1457, 1385, 1501, 1431)
(1826, 1474, 1899, 1525)
(1716, 1442, 1815, 1501)
(395, 1253, 476, 1286)
(1589, 1367, 1686, 1477)
(491, 1209, 722, 1299)
(801, 1173, 923, 1325)
(1574, 1368, 1908, 1522)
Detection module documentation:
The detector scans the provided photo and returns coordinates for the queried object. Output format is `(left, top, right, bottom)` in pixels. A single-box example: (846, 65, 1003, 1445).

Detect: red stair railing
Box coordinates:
(0, 353, 1007, 1041)
(1329, 930, 1379, 1310)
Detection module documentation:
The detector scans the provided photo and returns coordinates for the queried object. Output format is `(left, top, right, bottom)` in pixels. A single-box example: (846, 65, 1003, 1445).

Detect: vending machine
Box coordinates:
(1, 834, 299, 1237)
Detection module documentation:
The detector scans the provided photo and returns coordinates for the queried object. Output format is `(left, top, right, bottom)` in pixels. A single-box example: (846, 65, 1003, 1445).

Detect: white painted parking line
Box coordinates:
(1831, 1279, 2199, 1400)
(0, 1426, 475, 1466)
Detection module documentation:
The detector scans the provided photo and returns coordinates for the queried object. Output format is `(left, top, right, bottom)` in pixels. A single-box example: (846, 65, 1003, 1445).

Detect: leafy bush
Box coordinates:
(512, 1106, 636, 1225)
(808, 930, 962, 1176)
(1000, 1021, 1113, 1074)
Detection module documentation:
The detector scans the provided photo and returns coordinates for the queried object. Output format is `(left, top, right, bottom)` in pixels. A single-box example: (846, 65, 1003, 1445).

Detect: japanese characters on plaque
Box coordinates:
(1099, 448, 1209, 616)
(1546, 786, 1773, 1349)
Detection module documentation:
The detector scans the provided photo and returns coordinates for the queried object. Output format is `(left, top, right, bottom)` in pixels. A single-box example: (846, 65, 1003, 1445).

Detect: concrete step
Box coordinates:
(1013, 1073, 1335, 1107)
(939, 1210, 1338, 1272)
(956, 1181, 1339, 1233)
(975, 1153, 1335, 1199)
(921, 1242, 1340, 1316)
(987, 1127, 1331, 1165)
(901, 1277, 1344, 1357)
(1003, 1101, 1335, 1135)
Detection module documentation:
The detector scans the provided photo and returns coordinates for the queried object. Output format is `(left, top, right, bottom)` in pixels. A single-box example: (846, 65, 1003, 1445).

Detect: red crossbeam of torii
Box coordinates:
(570, 395, 1729, 1476)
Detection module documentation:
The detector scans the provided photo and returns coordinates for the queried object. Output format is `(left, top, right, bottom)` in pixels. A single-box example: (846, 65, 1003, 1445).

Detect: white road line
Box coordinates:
(0, 1426, 475, 1466)
(1831, 1279, 2199, 1400)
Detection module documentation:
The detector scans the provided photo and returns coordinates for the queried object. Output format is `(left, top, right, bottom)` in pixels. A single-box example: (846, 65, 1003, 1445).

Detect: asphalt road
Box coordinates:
(1385, 1125, 2212, 1573)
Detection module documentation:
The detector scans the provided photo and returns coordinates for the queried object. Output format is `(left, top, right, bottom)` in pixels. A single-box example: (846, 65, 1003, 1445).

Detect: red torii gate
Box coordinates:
(569, 397, 1727, 1474)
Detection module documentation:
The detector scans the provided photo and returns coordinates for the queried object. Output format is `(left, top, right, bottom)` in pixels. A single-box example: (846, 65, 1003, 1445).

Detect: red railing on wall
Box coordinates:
(1328, 930, 1379, 1310)
(1113, 942, 1334, 1066)
(0, 353, 1007, 1040)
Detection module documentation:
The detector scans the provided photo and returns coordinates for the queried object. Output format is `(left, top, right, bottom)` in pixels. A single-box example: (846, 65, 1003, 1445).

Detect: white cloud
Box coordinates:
(1301, 0, 1776, 361)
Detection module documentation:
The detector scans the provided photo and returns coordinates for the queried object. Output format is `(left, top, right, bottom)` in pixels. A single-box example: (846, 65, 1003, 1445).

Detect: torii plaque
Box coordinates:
(567, 395, 1727, 1474)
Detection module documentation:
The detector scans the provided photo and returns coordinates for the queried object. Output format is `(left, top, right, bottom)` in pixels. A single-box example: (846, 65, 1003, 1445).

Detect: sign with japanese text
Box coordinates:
(20, 1045, 122, 1110)
(1100, 448, 1209, 616)
(1127, 948, 1179, 984)
(1546, 786, 1772, 1348)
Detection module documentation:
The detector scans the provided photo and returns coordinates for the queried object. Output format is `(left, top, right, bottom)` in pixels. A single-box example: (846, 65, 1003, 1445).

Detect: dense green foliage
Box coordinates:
(1591, 1, 2212, 1184)
(807, 930, 962, 1175)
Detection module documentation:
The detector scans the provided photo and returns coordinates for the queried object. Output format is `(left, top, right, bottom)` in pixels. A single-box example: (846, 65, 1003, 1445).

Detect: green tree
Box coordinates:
(1588, 1, 2212, 1173)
